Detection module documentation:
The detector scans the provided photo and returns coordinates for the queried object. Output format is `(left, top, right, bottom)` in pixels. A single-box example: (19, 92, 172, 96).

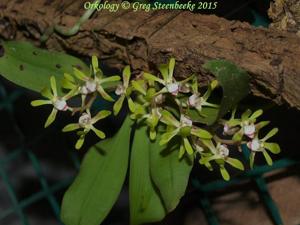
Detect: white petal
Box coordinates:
(244, 124, 256, 137)
(248, 138, 261, 152)
(85, 80, 97, 93)
(166, 83, 179, 95)
(53, 99, 68, 111)
(223, 124, 229, 134)
(115, 84, 125, 95)
(218, 144, 229, 157)
(180, 115, 192, 127)
(188, 94, 198, 107)
(80, 86, 89, 95)
(79, 113, 92, 127)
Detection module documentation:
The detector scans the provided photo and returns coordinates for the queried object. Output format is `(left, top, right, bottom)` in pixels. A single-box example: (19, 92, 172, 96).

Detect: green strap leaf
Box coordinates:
(203, 60, 250, 124)
(150, 135, 193, 212)
(130, 125, 166, 225)
(61, 116, 132, 225)
(0, 41, 89, 94)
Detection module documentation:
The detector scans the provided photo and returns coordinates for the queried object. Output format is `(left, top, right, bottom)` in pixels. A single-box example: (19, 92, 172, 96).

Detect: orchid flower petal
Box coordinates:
(191, 128, 212, 139)
(143, 72, 164, 84)
(226, 158, 244, 170)
(263, 150, 273, 166)
(97, 86, 114, 102)
(131, 80, 147, 95)
(62, 77, 76, 90)
(149, 128, 156, 141)
(241, 109, 252, 121)
(127, 97, 136, 113)
(249, 109, 263, 120)
(92, 110, 111, 123)
(62, 123, 81, 132)
(73, 67, 88, 81)
(178, 144, 185, 159)
(263, 143, 281, 154)
(122, 66, 131, 87)
(113, 95, 125, 115)
(64, 73, 75, 82)
(158, 64, 168, 81)
(50, 76, 57, 96)
(227, 119, 241, 127)
(168, 58, 175, 81)
(44, 108, 58, 128)
(232, 130, 243, 141)
(41, 87, 53, 99)
(100, 76, 121, 84)
(91, 126, 106, 139)
(262, 128, 278, 141)
(220, 166, 230, 181)
(191, 76, 198, 94)
(159, 129, 179, 145)
(75, 135, 85, 149)
(183, 138, 194, 155)
(256, 121, 270, 130)
(64, 88, 78, 100)
(31, 100, 52, 107)
(160, 110, 180, 127)
(92, 55, 99, 75)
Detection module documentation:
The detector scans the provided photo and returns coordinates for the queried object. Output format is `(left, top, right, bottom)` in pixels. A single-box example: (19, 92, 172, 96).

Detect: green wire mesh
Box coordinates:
(192, 148, 298, 225)
(0, 82, 80, 224)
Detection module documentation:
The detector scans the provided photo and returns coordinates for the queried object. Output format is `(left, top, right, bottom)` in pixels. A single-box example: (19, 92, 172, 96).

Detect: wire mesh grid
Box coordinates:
(0, 83, 80, 225)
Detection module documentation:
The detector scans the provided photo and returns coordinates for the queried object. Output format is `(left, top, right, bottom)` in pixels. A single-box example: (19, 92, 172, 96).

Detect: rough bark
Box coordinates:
(269, 0, 300, 37)
(1, 0, 300, 110)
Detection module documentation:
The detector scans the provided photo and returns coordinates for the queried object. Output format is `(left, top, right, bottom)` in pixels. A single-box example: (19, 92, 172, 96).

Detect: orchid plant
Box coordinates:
(1, 40, 280, 225)
(31, 56, 281, 181)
